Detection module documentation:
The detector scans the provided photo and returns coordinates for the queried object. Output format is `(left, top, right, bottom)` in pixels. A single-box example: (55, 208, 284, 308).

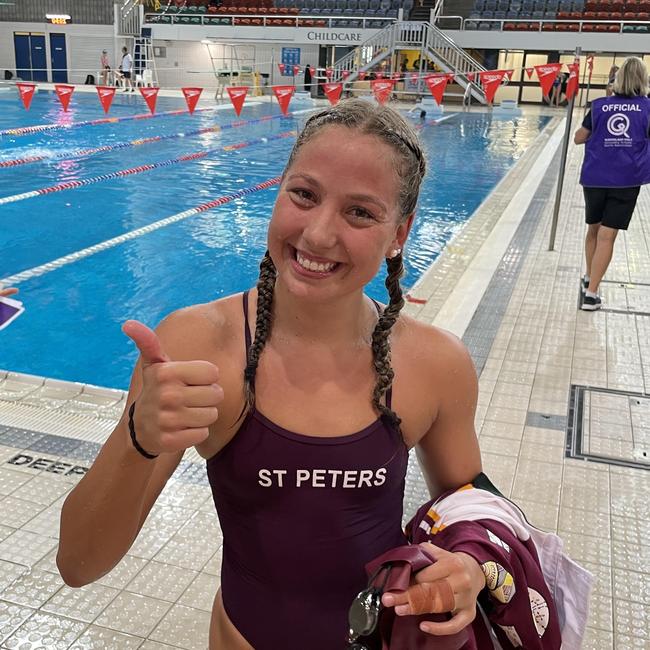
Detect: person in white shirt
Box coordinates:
(120, 46, 134, 92)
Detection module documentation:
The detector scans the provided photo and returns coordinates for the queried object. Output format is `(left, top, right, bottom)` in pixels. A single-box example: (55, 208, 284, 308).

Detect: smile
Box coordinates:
(293, 247, 340, 274)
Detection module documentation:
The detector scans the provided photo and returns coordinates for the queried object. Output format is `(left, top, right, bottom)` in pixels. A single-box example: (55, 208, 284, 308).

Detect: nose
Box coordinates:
(301, 203, 339, 252)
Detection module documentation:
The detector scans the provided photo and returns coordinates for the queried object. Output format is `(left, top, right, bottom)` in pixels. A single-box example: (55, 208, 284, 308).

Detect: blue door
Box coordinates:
(49, 33, 68, 83)
(30, 34, 47, 81)
(14, 33, 32, 80)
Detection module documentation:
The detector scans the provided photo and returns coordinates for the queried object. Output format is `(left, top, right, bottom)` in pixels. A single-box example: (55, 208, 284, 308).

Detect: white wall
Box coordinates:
(0, 22, 119, 84)
(153, 39, 319, 89)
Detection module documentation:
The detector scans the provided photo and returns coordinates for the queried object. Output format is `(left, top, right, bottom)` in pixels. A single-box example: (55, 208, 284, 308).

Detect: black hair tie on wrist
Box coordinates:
(128, 402, 159, 460)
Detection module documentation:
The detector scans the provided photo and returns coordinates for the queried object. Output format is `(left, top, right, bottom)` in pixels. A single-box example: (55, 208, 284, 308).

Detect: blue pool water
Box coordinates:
(0, 90, 549, 389)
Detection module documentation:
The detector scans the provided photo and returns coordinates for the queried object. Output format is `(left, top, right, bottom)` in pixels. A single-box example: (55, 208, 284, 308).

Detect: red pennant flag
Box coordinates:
(586, 55, 594, 72)
(278, 63, 286, 75)
(325, 67, 333, 80)
(358, 71, 367, 81)
(534, 63, 563, 97)
(293, 65, 301, 76)
(96, 86, 116, 114)
(446, 73, 455, 82)
(409, 72, 419, 83)
(322, 82, 343, 106)
(55, 84, 75, 112)
(425, 74, 448, 105)
(466, 72, 476, 82)
(565, 62, 580, 101)
(227, 86, 248, 116)
(478, 69, 507, 104)
(272, 85, 295, 115)
(525, 67, 534, 79)
(505, 69, 514, 81)
(342, 70, 350, 80)
(140, 87, 159, 114)
(181, 87, 203, 114)
(16, 83, 36, 110)
(371, 79, 394, 105)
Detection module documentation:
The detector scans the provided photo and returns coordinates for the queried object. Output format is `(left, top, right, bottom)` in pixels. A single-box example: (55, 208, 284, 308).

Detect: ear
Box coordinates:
(385, 213, 415, 258)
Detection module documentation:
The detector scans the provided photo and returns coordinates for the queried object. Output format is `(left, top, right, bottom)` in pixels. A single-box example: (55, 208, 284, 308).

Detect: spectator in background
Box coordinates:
(303, 64, 312, 92)
(606, 65, 619, 96)
(0, 287, 18, 298)
(119, 46, 134, 92)
(100, 50, 110, 86)
(575, 57, 650, 311)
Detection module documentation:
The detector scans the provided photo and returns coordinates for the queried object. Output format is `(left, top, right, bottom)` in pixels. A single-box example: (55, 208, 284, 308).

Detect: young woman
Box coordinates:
(58, 101, 575, 648)
(575, 57, 650, 310)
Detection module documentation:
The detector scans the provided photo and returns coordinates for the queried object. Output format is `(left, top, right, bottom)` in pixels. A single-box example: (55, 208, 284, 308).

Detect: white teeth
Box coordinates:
(296, 251, 336, 273)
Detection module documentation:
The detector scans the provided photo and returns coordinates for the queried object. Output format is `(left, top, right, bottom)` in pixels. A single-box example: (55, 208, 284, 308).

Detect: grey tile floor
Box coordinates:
(1, 108, 649, 648)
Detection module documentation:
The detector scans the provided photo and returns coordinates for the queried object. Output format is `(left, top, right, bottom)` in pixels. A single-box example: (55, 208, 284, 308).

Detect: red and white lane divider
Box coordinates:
(0, 131, 296, 206)
(0, 113, 288, 168)
(2, 177, 282, 287)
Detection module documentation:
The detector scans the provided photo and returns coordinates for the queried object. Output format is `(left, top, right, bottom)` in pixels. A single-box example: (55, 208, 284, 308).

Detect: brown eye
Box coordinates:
(289, 188, 315, 203)
(350, 207, 375, 221)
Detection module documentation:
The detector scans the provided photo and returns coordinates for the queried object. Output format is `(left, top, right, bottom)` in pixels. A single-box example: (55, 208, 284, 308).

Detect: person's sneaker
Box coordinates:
(581, 294, 602, 311)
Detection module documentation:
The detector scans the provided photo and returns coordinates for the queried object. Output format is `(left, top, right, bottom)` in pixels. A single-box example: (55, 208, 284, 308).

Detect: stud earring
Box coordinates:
(389, 248, 402, 258)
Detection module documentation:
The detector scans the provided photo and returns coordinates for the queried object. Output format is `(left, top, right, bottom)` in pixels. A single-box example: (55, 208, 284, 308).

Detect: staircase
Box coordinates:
(117, 0, 143, 35)
(332, 21, 488, 104)
(134, 35, 158, 85)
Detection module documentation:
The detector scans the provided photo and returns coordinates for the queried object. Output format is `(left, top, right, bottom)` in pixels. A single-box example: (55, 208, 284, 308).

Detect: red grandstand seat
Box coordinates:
(609, 10, 623, 16)
(504, 21, 517, 28)
(569, 11, 582, 17)
(515, 21, 530, 28)
(567, 21, 580, 28)
(637, 10, 650, 17)
(583, 10, 597, 16)
(596, 0, 611, 8)
(611, 0, 625, 7)
(595, 11, 610, 17)
(542, 21, 555, 28)
(557, 10, 571, 17)
(278, 6, 289, 13)
(639, 0, 650, 9)
(257, 6, 269, 12)
(268, 6, 279, 13)
(249, 16, 262, 23)
(607, 21, 620, 27)
(584, 0, 598, 9)
(207, 5, 218, 12)
(287, 6, 300, 14)
(623, 10, 638, 17)
(594, 21, 608, 27)
(582, 21, 595, 28)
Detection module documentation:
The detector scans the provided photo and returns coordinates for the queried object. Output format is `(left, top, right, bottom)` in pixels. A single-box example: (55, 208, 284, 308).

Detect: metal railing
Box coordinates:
(119, 0, 143, 35)
(454, 15, 650, 32)
(144, 12, 396, 29)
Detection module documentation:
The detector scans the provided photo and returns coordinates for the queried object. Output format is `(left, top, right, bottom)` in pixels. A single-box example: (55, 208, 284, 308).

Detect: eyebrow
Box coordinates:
(285, 173, 388, 213)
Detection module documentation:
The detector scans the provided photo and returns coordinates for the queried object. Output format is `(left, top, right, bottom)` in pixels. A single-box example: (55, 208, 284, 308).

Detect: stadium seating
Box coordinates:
(465, 0, 649, 29)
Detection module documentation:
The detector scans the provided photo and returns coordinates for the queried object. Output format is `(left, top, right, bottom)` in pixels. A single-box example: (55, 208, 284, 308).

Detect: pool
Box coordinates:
(0, 90, 549, 389)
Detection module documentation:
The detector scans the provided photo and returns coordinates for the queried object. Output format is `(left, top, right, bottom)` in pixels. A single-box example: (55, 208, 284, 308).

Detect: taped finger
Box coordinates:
(407, 579, 455, 614)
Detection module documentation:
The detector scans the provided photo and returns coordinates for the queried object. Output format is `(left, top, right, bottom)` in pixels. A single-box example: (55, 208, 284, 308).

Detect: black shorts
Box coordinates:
(583, 186, 640, 230)
(122, 71, 131, 79)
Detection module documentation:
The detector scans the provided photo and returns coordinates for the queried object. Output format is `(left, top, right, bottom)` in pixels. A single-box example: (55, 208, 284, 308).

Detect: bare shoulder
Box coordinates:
(153, 293, 245, 362)
(393, 313, 475, 380)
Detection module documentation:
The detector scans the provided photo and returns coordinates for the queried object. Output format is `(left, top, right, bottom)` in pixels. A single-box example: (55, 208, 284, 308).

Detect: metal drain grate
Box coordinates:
(567, 385, 650, 470)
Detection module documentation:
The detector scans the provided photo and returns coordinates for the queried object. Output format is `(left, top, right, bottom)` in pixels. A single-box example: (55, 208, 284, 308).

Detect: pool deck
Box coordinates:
(1, 105, 649, 648)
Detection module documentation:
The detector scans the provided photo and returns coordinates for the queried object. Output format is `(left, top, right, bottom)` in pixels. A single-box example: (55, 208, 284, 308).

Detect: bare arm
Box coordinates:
(416, 331, 482, 496)
(57, 309, 221, 587)
(574, 126, 591, 145)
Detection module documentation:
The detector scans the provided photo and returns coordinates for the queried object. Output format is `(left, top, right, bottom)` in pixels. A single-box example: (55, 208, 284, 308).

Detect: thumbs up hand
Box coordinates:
(122, 320, 223, 456)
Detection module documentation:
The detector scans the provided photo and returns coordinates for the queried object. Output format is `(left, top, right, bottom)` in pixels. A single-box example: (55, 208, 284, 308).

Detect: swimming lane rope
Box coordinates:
(0, 131, 296, 206)
(1, 176, 282, 287)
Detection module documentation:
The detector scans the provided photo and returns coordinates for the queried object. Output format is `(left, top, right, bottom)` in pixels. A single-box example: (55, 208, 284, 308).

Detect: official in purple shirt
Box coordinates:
(575, 56, 650, 311)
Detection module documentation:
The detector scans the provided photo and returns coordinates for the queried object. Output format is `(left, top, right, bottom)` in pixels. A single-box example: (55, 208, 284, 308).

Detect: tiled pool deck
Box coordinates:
(1, 107, 648, 648)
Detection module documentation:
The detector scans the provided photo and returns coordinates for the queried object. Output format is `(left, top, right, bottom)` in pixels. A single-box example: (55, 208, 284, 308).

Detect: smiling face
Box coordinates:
(267, 125, 412, 302)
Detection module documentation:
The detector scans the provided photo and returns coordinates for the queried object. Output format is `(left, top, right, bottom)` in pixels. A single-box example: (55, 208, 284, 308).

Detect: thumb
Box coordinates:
(122, 320, 170, 366)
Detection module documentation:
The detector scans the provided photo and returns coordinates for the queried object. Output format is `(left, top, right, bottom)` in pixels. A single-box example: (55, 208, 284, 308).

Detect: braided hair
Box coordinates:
(243, 100, 426, 428)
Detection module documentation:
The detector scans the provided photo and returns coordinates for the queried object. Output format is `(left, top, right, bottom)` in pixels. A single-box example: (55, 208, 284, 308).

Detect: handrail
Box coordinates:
(455, 15, 650, 33)
(144, 11, 397, 29)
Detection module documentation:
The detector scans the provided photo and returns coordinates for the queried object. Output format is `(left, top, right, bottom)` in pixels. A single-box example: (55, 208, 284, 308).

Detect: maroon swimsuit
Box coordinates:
(206, 291, 408, 649)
